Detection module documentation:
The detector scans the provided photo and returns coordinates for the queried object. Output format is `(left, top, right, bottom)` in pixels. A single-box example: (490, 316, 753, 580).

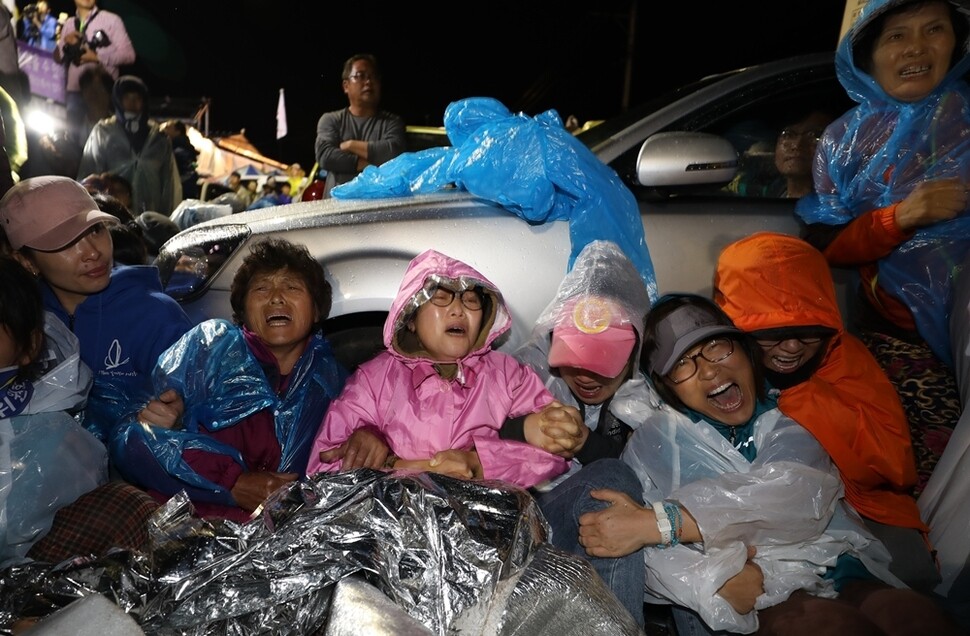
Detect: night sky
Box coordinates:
(33, 0, 849, 167)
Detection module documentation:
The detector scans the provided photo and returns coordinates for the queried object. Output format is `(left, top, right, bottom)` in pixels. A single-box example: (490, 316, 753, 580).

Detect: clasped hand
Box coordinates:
(524, 400, 586, 457)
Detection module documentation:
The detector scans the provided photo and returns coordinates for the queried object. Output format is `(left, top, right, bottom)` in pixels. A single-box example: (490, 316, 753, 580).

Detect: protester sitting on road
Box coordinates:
(0, 256, 159, 567)
(501, 240, 650, 490)
(226, 170, 254, 208)
(307, 249, 574, 488)
(81, 171, 136, 212)
(314, 53, 405, 198)
(111, 238, 348, 522)
(133, 211, 180, 259)
(83, 172, 177, 262)
(246, 180, 288, 210)
(0, 176, 194, 442)
(714, 232, 939, 594)
(538, 294, 962, 634)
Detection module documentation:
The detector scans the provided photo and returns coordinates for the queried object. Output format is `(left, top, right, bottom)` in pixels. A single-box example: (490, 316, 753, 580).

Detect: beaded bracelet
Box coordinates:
(662, 501, 683, 547)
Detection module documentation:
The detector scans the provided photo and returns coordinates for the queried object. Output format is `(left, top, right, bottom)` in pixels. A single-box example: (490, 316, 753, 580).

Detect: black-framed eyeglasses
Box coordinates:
(428, 286, 483, 311)
(755, 336, 823, 348)
(347, 72, 379, 83)
(667, 338, 735, 384)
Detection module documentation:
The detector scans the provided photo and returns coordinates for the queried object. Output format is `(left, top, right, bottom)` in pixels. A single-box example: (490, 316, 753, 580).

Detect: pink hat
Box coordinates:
(547, 296, 637, 379)
(0, 176, 117, 251)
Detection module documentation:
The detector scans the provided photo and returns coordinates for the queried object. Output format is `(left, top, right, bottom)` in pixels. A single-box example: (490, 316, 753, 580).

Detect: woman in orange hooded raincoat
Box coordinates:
(713, 231, 938, 593)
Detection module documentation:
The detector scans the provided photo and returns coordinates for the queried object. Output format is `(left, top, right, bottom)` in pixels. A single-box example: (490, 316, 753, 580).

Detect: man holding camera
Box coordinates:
(21, 1, 59, 52)
(54, 0, 135, 149)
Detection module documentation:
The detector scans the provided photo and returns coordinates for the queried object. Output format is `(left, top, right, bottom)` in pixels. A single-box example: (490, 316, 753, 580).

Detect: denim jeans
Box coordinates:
(537, 458, 646, 627)
(671, 606, 731, 635)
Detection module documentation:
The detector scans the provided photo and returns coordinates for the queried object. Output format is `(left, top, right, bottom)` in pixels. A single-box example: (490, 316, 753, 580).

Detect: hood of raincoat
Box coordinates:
(713, 232, 925, 531)
(838, 0, 970, 106)
(516, 240, 650, 405)
(385, 249, 509, 365)
(112, 74, 150, 154)
(713, 233, 842, 336)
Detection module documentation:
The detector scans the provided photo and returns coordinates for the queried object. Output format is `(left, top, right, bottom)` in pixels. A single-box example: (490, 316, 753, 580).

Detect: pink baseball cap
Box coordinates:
(0, 176, 117, 251)
(547, 296, 637, 379)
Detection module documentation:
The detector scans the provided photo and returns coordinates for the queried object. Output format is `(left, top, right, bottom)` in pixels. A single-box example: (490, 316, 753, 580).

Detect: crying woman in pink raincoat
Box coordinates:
(307, 249, 578, 488)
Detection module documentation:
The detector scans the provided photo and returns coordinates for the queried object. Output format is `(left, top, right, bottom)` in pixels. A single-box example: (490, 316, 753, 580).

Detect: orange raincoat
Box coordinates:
(714, 232, 926, 532)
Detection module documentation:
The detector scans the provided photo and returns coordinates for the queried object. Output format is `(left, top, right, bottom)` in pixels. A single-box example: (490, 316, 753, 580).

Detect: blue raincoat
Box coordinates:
(331, 97, 658, 303)
(796, 0, 970, 365)
(110, 320, 346, 508)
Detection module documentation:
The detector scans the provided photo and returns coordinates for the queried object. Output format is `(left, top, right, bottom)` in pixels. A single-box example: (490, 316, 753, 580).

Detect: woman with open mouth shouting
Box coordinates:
(537, 293, 961, 635)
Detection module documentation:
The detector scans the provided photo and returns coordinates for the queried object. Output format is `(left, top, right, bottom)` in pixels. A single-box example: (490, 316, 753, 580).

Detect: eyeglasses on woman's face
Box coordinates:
(755, 335, 822, 348)
(667, 337, 735, 384)
(428, 286, 483, 311)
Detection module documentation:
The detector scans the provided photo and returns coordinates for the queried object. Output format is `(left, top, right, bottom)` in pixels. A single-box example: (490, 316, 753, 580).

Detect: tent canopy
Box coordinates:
(189, 128, 287, 183)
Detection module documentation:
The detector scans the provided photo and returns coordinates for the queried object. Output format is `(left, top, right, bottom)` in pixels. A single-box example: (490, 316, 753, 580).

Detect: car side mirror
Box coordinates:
(635, 132, 738, 187)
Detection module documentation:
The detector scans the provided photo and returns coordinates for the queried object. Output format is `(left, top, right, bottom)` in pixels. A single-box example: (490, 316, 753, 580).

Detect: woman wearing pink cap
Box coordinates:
(502, 240, 651, 490)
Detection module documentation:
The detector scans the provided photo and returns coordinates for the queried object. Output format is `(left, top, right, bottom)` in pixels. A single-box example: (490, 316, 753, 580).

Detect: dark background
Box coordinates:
(27, 0, 850, 168)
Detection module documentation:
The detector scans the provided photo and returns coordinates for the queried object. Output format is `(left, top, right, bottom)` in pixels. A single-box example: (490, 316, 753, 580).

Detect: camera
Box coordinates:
(62, 29, 111, 66)
(22, 3, 40, 41)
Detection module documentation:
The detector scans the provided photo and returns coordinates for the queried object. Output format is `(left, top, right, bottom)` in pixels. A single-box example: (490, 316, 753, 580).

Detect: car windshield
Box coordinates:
(575, 71, 741, 149)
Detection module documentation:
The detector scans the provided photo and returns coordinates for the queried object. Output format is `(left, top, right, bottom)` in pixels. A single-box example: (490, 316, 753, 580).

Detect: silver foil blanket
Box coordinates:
(0, 469, 557, 635)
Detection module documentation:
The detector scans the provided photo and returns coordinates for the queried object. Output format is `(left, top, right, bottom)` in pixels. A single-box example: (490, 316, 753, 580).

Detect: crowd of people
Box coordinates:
(0, 0, 970, 634)
(0, 5, 409, 259)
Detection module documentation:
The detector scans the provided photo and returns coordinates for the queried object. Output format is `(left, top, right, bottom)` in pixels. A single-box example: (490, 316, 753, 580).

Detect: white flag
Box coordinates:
(276, 88, 287, 139)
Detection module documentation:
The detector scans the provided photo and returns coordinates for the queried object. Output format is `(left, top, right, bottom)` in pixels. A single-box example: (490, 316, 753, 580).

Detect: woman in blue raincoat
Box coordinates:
(798, 2, 970, 619)
(798, 0, 970, 496)
(110, 238, 347, 522)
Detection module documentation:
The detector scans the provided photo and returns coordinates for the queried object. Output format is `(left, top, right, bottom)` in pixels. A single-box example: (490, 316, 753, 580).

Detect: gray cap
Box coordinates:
(648, 302, 742, 376)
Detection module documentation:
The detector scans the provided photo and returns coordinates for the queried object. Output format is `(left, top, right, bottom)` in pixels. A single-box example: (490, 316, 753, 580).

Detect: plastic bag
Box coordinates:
(169, 199, 233, 231)
(332, 97, 658, 301)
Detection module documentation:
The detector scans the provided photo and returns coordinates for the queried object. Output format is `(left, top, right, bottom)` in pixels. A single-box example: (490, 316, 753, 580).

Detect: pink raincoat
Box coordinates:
(307, 250, 567, 487)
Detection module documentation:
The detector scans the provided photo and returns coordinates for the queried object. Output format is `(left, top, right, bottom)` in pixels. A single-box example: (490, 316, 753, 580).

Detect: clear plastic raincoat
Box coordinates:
(512, 240, 651, 487)
(0, 314, 107, 567)
(612, 379, 900, 633)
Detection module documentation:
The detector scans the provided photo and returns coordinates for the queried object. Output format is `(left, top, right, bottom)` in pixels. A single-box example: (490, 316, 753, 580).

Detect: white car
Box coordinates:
(155, 52, 855, 370)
